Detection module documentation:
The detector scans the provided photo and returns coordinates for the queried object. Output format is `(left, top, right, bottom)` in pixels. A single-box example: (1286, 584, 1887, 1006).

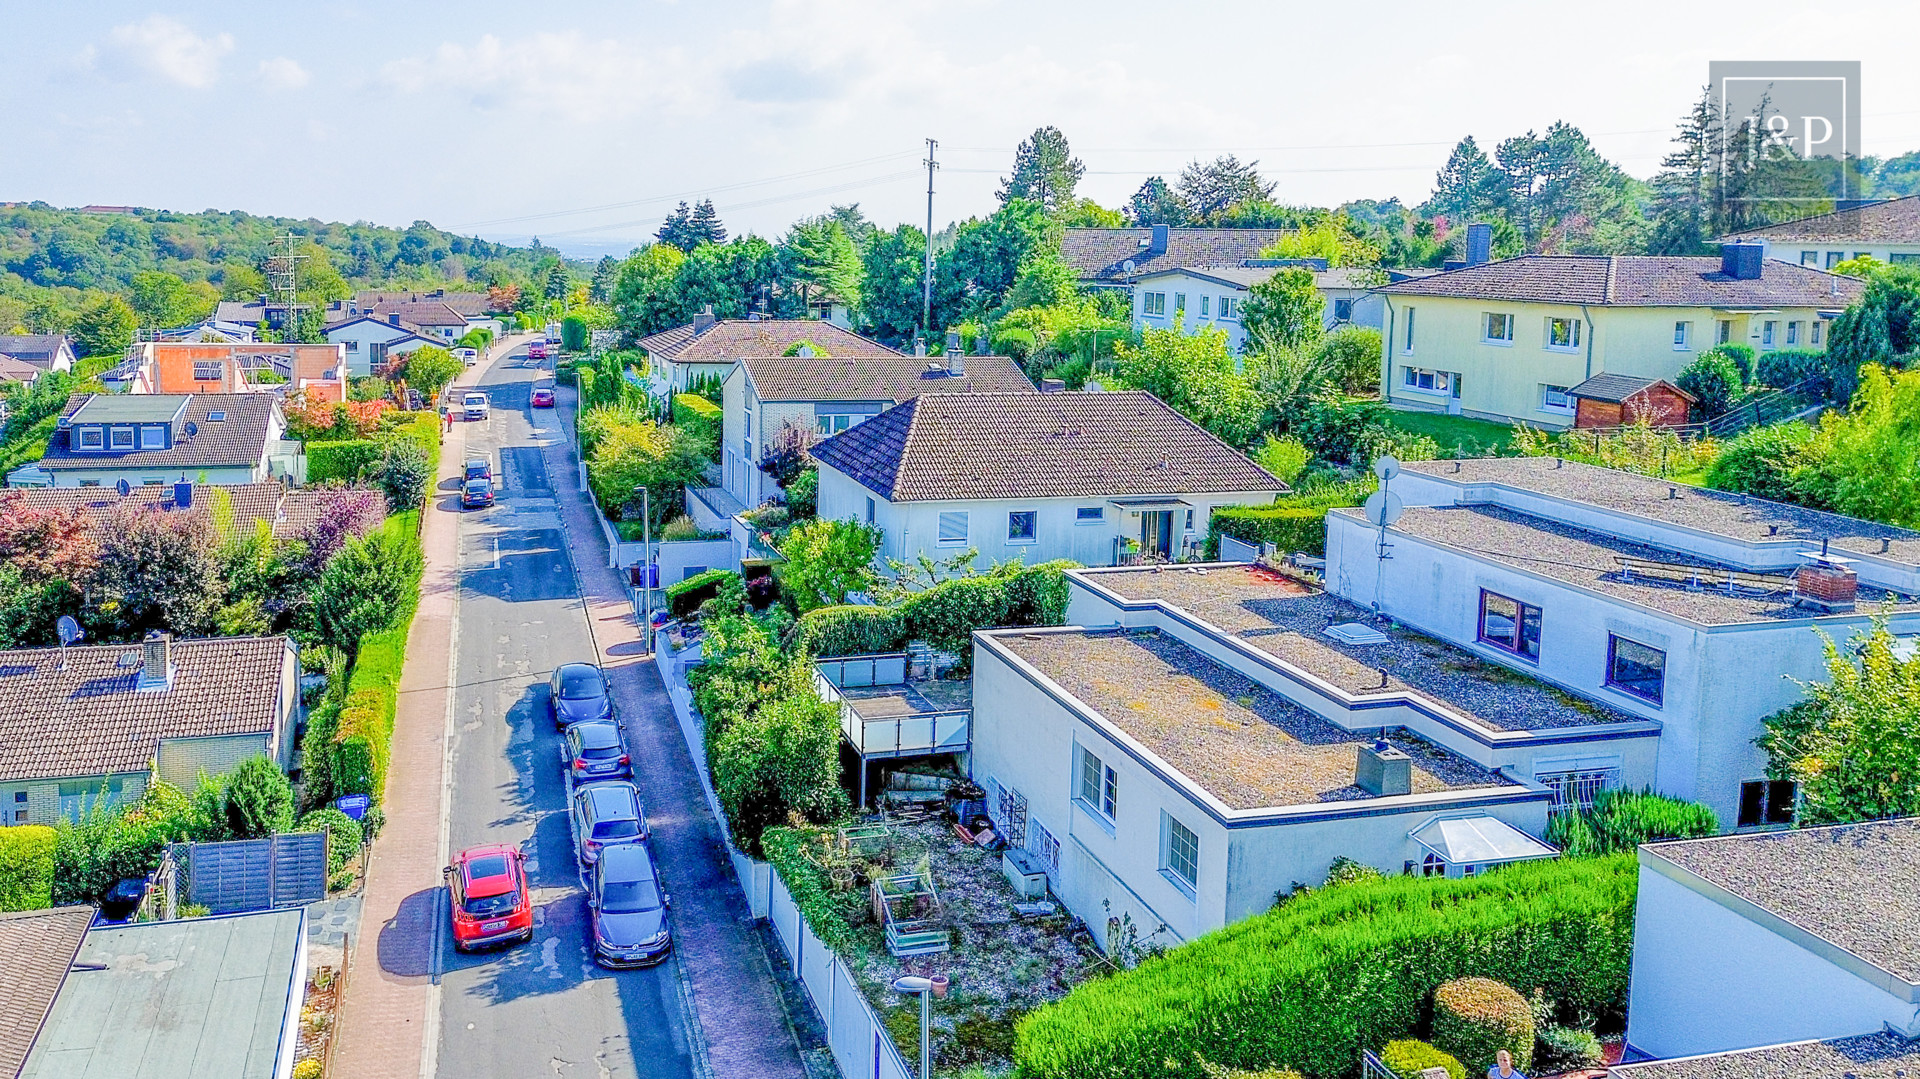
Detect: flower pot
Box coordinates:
(929, 974, 949, 999)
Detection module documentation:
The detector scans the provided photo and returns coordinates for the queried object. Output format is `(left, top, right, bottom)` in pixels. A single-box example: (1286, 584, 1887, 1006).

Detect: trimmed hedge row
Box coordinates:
(672, 393, 723, 451)
(790, 604, 908, 657)
(307, 439, 384, 485)
(667, 568, 740, 618)
(1208, 484, 1375, 559)
(895, 560, 1076, 670)
(1546, 787, 1719, 856)
(320, 503, 426, 806)
(1013, 854, 1637, 1079)
(0, 825, 56, 911)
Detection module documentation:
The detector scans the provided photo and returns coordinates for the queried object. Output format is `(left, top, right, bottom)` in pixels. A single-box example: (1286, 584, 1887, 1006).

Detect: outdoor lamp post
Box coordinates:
(632, 484, 651, 647)
(890, 974, 947, 1078)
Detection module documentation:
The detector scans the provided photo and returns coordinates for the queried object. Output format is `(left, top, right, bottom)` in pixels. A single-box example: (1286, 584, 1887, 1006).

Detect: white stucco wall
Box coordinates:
(1626, 859, 1920, 1058)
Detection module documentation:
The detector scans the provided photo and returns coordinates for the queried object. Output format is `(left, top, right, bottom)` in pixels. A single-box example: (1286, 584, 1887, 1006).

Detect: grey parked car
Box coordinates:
(571, 780, 648, 866)
(549, 662, 612, 728)
(564, 721, 631, 783)
(589, 842, 670, 968)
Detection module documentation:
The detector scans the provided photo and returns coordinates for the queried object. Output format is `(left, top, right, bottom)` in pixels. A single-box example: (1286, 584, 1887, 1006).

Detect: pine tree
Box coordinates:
(1423, 137, 1501, 225)
(543, 263, 571, 301)
(999, 125, 1086, 216)
(1175, 156, 1274, 225)
(1648, 90, 1719, 255)
(1126, 177, 1187, 226)
(589, 256, 618, 303)
(656, 202, 699, 252)
(690, 199, 727, 245)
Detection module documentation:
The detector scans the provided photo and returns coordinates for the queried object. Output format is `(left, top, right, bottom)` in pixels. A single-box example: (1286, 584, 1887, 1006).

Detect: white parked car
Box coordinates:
(455, 347, 479, 367)
(463, 392, 490, 420)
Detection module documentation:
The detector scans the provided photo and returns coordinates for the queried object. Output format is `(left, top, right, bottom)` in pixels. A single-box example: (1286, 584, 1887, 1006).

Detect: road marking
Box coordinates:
(420, 415, 470, 1079)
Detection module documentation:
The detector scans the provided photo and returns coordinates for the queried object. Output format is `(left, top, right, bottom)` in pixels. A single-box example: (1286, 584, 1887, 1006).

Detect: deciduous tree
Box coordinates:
(1761, 616, 1920, 825)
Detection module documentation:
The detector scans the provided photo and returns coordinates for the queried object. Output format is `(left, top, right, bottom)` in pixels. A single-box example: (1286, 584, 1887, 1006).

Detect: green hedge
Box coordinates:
(1380, 1040, 1462, 1079)
(1013, 855, 1637, 1079)
(762, 827, 855, 952)
(1546, 788, 1719, 856)
(1210, 504, 1329, 558)
(307, 440, 383, 484)
(320, 510, 423, 805)
(790, 604, 908, 657)
(1005, 560, 1076, 625)
(900, 575, 1011, 668)
(673, 393, 723, 452)
(0, 825, 56, 911)
(1431, 978, 1532, 1075)
(667, 568, 740, 619)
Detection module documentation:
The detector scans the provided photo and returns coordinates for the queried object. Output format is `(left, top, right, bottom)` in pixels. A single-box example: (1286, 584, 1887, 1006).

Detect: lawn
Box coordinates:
(1383, 410, 1523, 458)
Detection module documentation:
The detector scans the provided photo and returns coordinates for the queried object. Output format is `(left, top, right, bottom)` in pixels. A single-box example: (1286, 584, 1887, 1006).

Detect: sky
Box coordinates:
(6, 0, 1920, 259)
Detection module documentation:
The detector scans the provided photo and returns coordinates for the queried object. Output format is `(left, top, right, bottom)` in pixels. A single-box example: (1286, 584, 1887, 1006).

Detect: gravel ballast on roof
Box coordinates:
(1610, 1031, 1920, 1079)
(1088, 565, 1635, 732)
(999, 627, 1508, 810)
(1647, 818, 1920, 985)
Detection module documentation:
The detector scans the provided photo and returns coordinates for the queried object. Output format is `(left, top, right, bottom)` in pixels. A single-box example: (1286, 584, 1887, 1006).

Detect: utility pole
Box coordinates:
(265, 232, 307, 339)
(922, 137, 939, 344)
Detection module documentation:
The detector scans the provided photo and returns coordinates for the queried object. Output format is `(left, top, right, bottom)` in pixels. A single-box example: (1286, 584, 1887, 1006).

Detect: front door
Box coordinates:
(1141, 510, 1174, 559)
(1447, 373, 1464, 415)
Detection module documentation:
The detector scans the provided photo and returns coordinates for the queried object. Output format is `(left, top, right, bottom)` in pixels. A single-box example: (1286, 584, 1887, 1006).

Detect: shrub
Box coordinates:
(1380, 1040, 1463, 1079)
(1324, 855, 1383, 888)
(1536, 1025, 1604, 1073)
(900, 575, 1010, 668)
(1755, 347, 1822, 390)
(1704, 421, 1814, 503)
(790, 604, 908, 657)
(1198, 1064, 1305, 1079)
(762, 827, 854, 951)
(1012, 855, 1636, 1079)
(775, 518, 882, 614)
(222, 755, 296, 839)
(785, 467, 818, 519)
(1548, 788, 1719, 857)
(1251, 434, 1311, 486)
(296, 808, 363, 889)
(1209, 503, 1328, 558)
(1704, 342, 1757, 386)
(292, 1059, 324, 1079)
(562, 315, 588, 352)
(0, 825, 55, 910)
(1002, 560, 1075, 626)
(52, 781, 203, 905)
(1292, 398, 1399, 465)
(672, 392, 723, 451)
(397, 346, 462, 398)
(709, 671, 849, 854)
(363, 439, 433, 513)
(666, 568, 738, 619)
(1432, 977, 1533, 1075)
(1676, 351, 1742, 417)
(306, 521, 424, 655)
(328, 618, 409, 800)
(992, 326, 1037, 363)
(306, 439, 384, 485)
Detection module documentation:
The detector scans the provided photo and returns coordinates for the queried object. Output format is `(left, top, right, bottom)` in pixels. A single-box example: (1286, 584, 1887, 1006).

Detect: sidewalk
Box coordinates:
(540, 383, 809, 1079)
(329, 357, 480, 1079)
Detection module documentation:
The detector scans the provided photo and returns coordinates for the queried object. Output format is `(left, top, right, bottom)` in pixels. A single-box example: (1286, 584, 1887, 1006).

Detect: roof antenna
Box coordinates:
(56, 615, 83, 671)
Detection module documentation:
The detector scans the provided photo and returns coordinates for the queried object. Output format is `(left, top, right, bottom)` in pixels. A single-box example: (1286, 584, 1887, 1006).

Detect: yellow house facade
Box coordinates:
(1375, 248, 1863, 427)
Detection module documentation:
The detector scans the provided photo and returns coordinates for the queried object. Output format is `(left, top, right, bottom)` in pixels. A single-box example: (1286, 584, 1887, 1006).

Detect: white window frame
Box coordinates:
(1786, 321, 1800, 345)
(1160, 812, 1199, 896)
(1541, 385, 1575, 412)
(1545, 316, 1580, 351)
(1402, 307, 1416, 354)
(1762, 321, 1777, 346)
(1174, 293, 1186, 315)
(1826, 251, 1844, 269)
(817, 413, 855, 436)
(937, 510, 968, 546)
(78, 428, 104, 449)
(1076, 745, 1117, 825)
(1483, 312, 1514, 345)
(1717, 319, 1732, 345)
(1801, 250, 1820, 267)
(1199, 295, 1210, 318)
(1402, 366, 1451, 395)
(1220, 296, 1239, 320)
(1075, 506, 1105, 525)
(1007, 510, 1037, 544)
(139, 425, 166, 449)
(343, 339, 359, 353)
(1673, 321, 1691, 350)
(865, 497, 876, 525)
(1333, 297, 1354, 322)
(109, 427, 135, 449)
(1142, 292, 1166, 317)
(1812, 320, 1825, 345)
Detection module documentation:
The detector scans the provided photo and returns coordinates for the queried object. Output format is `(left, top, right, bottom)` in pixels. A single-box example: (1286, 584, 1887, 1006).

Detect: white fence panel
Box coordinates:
(769, 875, 801, 968)
(799, 918, 835, 1012)
(877, 1032, 915, 1079)
(828, 960, 874, 1079)
(1219, 533, 1260, 562)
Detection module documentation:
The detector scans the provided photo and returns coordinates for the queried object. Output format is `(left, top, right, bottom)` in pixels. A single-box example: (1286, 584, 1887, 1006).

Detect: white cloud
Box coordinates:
(103, 15, 234, 89)
(256, 57, 310, 91)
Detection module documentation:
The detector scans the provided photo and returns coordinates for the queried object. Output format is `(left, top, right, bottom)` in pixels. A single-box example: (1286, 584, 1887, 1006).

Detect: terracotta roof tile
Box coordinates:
(811, 391, 1285, 502)
(1060, 228, 1285, 283)
(1724, 195, 1920, 244)
(741, 353, 1033, 403)
(1375, 254, 1864, 308)
(0, 636, 291, 782)
(639, 320, 903, 363)
(0, 907, 94, 1079)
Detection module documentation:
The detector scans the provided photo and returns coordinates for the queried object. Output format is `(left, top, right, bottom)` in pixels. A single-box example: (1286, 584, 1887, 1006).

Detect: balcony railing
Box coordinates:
(814, 653, 971, 759)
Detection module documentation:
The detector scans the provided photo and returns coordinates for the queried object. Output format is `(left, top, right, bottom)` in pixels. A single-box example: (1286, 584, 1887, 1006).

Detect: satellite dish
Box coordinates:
(115, 479, 131, 497)
(1374, 454, 1402, 485)
(1362, 490, 1405, 528)
(184, 421, 199, 438)
(57, 616, 83, 646)
(1122, 259, 1137, 274)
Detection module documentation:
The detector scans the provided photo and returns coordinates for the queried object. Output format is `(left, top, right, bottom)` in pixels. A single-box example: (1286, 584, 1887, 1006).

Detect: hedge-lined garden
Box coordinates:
(1013, 854, 1638, 1078)
(0, 825, 56, 911)
(1207, 476, 1376, 558)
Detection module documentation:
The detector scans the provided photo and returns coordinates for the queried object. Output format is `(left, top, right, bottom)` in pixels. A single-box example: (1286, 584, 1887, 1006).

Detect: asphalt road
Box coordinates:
(431, 343, 699, 1079)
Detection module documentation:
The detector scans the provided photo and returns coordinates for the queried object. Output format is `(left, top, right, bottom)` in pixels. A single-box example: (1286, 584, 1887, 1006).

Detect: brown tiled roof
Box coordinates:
(1375, 254, 1864, 308)
(811, 391, 1284, 502)
(639, 319, 904, 363)
(740, 352, 1033, 403)
(5, 483, 383, 540)
(1060, 228, 1286, 284)
(278, 487, 388, 537)
(1723, 195, 1920, 244)
(37, 393, 277, 473)
(354, 289, 490, 316)
(368, 301, 466, 327)
(1568, 373, 1693, 404)
(0, 636, 291, 782)
(0, 356, 44, 383)
(0, 336, 70, 370)
(0, 907, 94, 1079)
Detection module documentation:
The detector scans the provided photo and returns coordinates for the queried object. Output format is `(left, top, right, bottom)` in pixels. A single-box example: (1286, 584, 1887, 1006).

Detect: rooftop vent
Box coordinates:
(1795, 555, 1859, 612)
(1040, 378, 1065, 393)
(1324, 622, 1390, 646)
(1356, 740, 1412, 797)
(947, 350, 965, 377)
(1721, 241, 1766, 281)
(137, 630, 174, 692)
(914, 338, 928, 358)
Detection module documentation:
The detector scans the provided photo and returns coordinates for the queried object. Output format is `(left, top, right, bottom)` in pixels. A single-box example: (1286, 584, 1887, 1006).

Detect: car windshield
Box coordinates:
(463, 890, 518, 917)
(599, 877, 662, 914)
(559, 670, 604, 699)
(593, 818, 641, 840)
(464, 394, 487, 404)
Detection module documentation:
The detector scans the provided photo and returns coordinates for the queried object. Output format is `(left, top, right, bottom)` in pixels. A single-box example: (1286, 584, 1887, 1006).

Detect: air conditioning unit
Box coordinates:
(1001, 848, 1048, 899)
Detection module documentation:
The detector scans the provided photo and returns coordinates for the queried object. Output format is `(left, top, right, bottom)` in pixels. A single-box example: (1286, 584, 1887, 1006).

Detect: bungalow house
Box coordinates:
(0, 633, 301, 826)
(323, 313, 445, 377)
(1131, 263, 1434, 353)
(1372, 240, 1863, 426)
(1721, 194, 1920, 268)
(8, 906, 309, 1079)
(0, 354, 45, 387)
(810, 391, 1283, 569)
(1060, 224, 1285, 289)
(639, 312, 904, 398)
(719, 345, 1032, 510)
(0, 334, 76, 374)
(1620, 818, 1920, 1064)
(351, 288, 501, 337)
(112, 342, 348, 403)
(967, 563, 1558, 952)
(359, 300, 468, 344)
(6, 393, 295, 489)
(1324, 456, 1920, 828)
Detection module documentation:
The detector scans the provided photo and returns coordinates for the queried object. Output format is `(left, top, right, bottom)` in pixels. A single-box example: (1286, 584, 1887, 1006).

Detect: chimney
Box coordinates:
(173, 480, 192, 509)
(946, 329, 962, 354)
(1795, 558, 1858, 612)
(975, 332, 990, 356)
(1442, 259, 1466, 272)
(1721, 241, 1766, 280)
(1040, 378, 1065, 393)
(692, 304, 717, 335)
(947, 350, 965, 377)
(914, 338, 928, 357)
(138, 630, 174, 692)
(1148, 223, 1170, 257)
(1355, 739, 1412, 797)
(1465, 223, 1492, 267)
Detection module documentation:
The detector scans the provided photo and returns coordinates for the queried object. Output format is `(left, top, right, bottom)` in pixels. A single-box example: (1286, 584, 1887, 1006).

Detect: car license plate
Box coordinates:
(483, 920, 508, 932)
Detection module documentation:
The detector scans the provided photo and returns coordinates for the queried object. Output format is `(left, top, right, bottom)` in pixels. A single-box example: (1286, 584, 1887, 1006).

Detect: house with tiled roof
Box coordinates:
(0, 907, 95, 1079)
(1129, 262, 1437, 352)
(112, 342, 347, 403)
(1060, 225, 1286, 287)
(1721, 195, 1920, 268)
(720, 343, 1034, 509)
(5, 393, 294, 489)
(1621, 818, 1920, 1066)
(0, 633, 300, 826)
(638, 310, 904, 397)
(1372, 241, 1864, 426)
(810, 390, 1283, 569)
(321, 313, 446, 377)
(3, 481, 382, 542)
(0, 355, 45, 387)
(0, 335, 75, 375)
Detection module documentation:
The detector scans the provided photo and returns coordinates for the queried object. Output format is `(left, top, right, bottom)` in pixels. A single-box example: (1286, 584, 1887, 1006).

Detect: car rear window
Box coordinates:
(582, 742, 622, 760)
(463, 891, 518, 917)
(599, 878, 661, 914)
(559, 670, 603, 699)
(594, 818, 641, 840)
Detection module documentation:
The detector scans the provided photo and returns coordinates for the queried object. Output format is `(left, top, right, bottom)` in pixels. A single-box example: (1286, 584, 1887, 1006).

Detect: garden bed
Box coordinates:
(293, 962, 346, 1077)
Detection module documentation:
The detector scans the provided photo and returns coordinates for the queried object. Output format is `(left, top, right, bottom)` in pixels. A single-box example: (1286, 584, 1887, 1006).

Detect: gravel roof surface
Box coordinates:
(1401, 457, 1920, 569)
(1000, 627, 1508, 809)
(1648, 818, 1920, 983)
(1086, 565, 1635, 732)
(1610, 1031, 1920, 1079)
(1370, 504, 1920, 625)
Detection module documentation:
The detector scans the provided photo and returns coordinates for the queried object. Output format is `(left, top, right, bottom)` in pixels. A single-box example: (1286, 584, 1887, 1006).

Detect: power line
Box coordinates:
(539, 169, 923, 238)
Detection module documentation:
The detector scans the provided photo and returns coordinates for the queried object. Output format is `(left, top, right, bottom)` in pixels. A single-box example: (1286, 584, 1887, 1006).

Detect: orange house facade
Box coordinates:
(118, 342, 348, 403)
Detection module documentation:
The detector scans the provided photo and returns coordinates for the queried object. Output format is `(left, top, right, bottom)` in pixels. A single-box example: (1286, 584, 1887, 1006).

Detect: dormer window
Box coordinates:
(78, 428, 104, 449)
(140, 425, 167, 449)
(110, 427, 135, 449)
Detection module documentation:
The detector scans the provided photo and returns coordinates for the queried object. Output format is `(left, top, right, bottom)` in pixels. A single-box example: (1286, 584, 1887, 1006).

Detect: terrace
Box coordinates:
(1085, 564, 1639, 733)
(815, 653, 973, 804)
(996, 626, 1511, 810)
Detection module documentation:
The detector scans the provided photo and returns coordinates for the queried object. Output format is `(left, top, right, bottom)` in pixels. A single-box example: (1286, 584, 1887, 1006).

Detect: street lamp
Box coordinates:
(890, 974, 947, 1078)
(632, 485, 651, 648)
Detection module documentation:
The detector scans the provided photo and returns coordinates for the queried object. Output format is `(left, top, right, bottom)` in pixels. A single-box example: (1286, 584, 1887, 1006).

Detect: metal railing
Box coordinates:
(813, 657, 970, 758)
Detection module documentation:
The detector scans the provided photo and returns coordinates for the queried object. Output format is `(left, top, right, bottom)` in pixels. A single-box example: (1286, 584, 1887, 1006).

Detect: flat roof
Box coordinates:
(1400, 457, 1920, 570)
(1362, 504, 1920, 626)
(1610, 1031, 1920, 1079)
(837, 677, 972, 721)
(68, 395, 187, 423)
(1644, 817, 1920, 986)
(1084, 565, 1636, 732)
(996, 627, 1509, 810)
(20, 910, 303, 1079)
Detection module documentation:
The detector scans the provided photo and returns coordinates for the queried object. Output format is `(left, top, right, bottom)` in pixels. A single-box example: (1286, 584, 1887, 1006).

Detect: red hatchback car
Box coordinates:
(531, 385, 555, 408)
(445, 844, 533, 952)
